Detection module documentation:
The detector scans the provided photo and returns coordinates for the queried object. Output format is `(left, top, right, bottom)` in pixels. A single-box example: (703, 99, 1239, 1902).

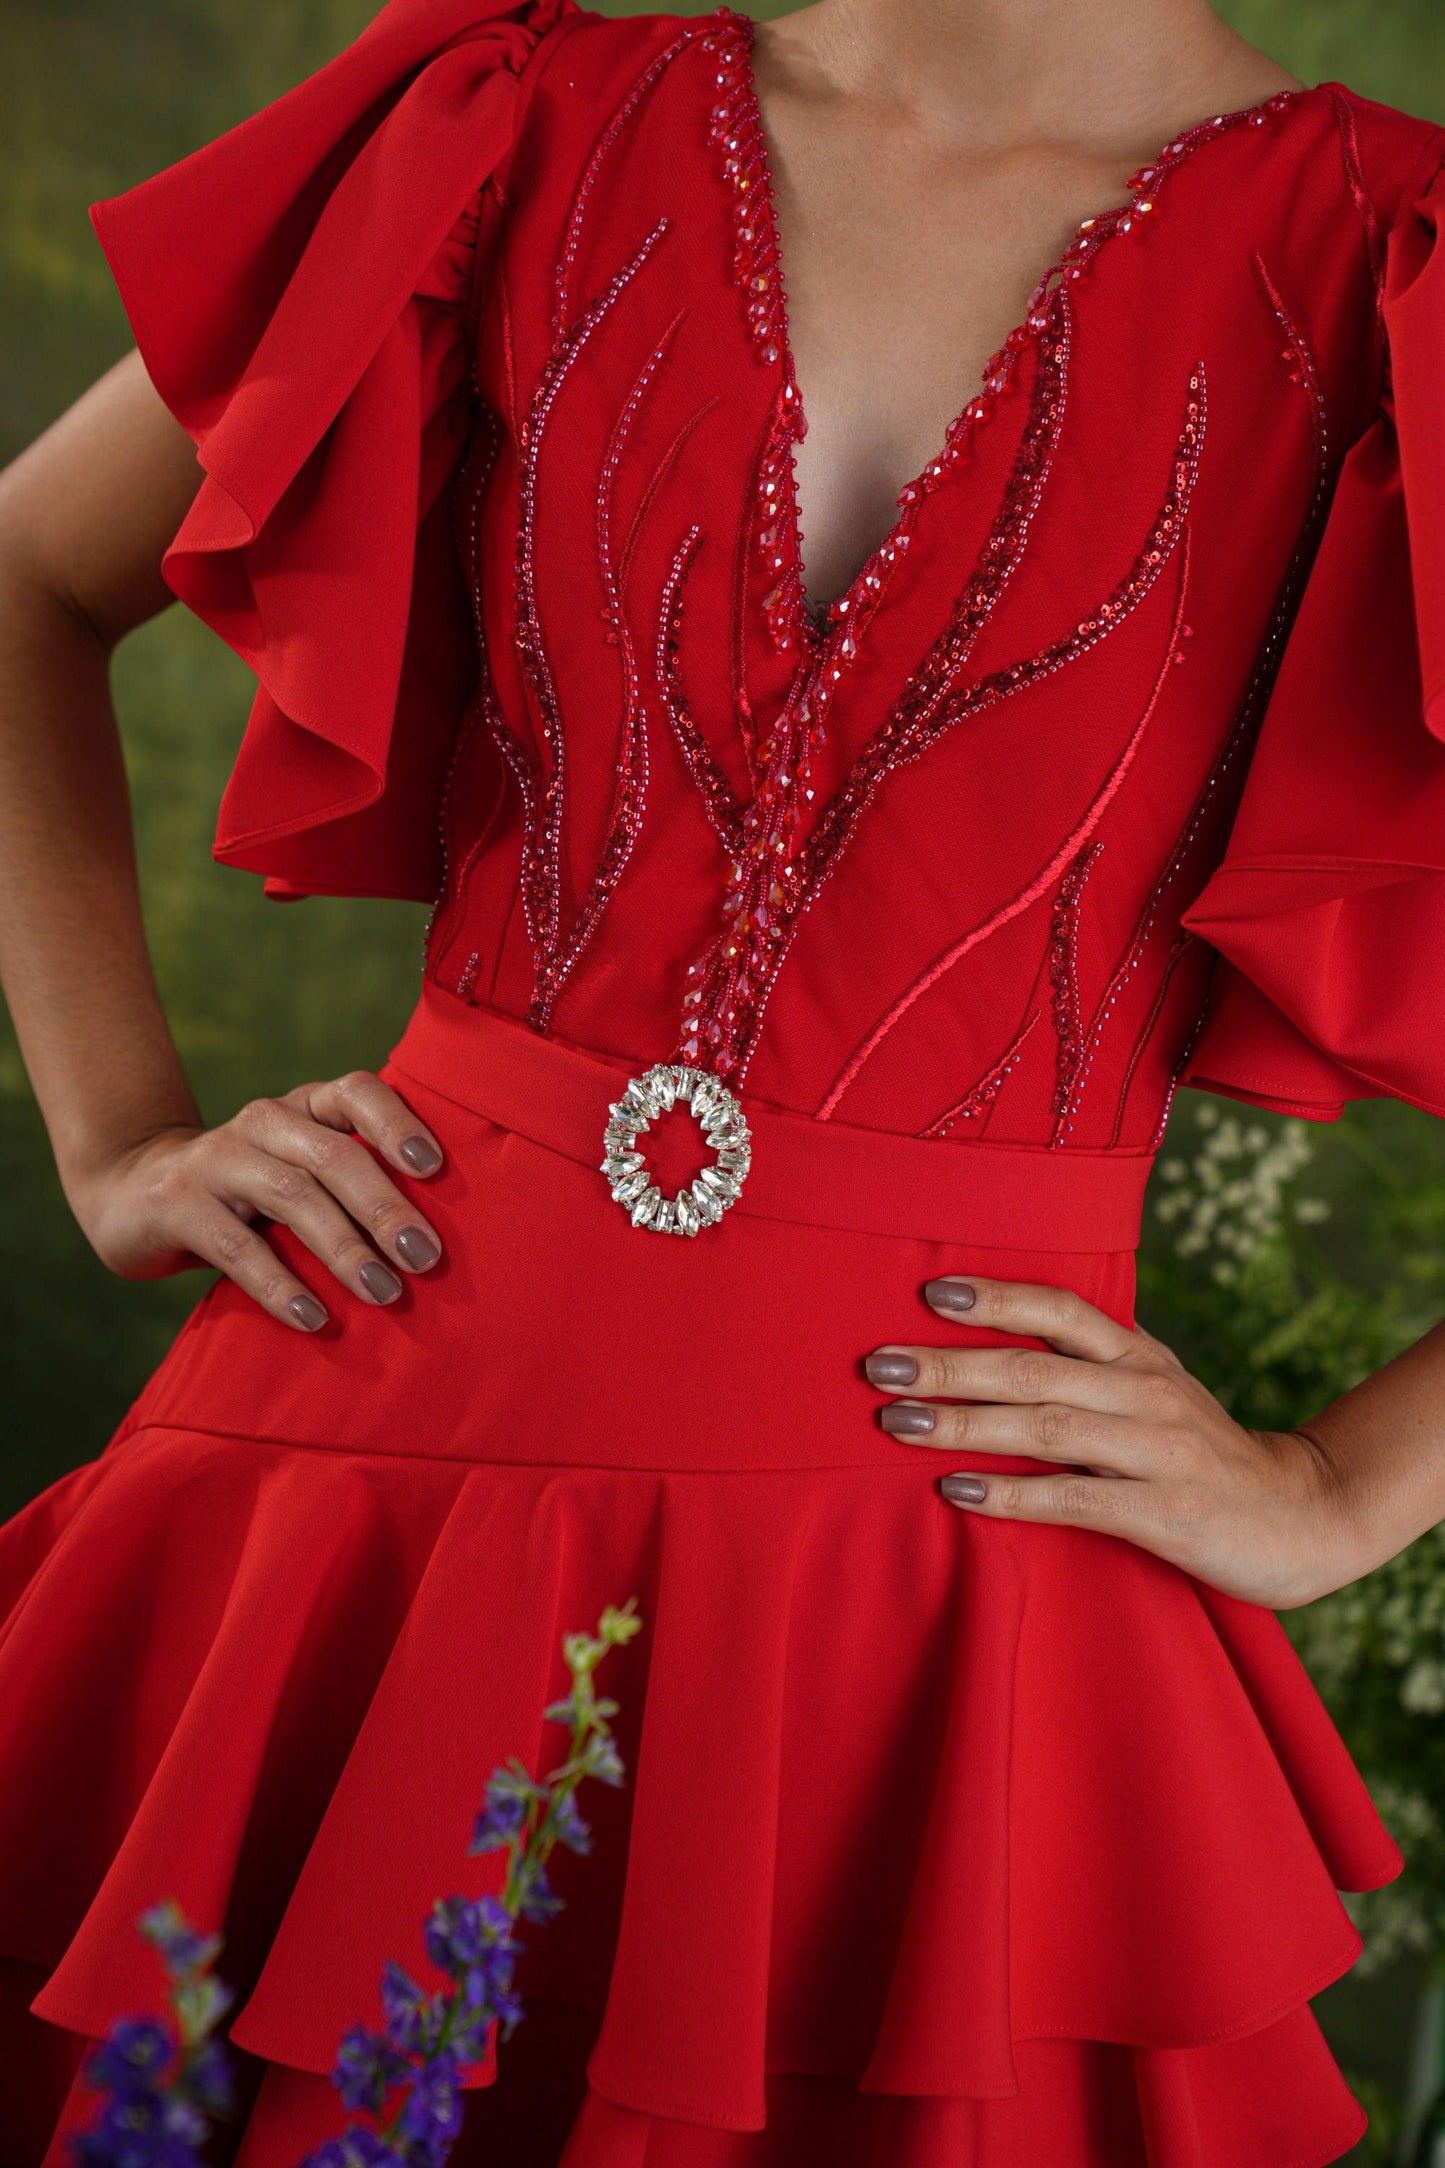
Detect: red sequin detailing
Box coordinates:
(672, 288, 1072, 1079)
(1049, 843, 1103, 1140)
(1107, 931, 1192, 1150)
(511, 222, 670, 1025)
(920, 1011, 1040, 1140)
(1327, 88, 1387, 335)
(444, 401, 535, 975)
(821, 521, 1195, 1121)
(1256, 255, 1330, 504)
(1064, 267, 1331, 1144)
(706, 6, 1299, 675)
(552, 23, 708, 339)
(783, 361, 1203, 1104)
(658, 530, 743, 851)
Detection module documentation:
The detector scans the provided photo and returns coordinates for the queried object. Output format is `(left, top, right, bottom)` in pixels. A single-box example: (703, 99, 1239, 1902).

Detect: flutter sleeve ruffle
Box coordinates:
(1181, 136, 1445, 1119)
(90, 0, 576, 900)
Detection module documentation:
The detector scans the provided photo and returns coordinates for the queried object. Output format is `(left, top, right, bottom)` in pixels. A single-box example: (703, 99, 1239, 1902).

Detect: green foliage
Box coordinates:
(1139, 1100, 1445, 2002)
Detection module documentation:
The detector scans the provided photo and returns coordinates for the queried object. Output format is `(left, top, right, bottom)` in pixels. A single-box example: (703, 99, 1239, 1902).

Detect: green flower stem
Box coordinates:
(374, 1600, 640, 2145)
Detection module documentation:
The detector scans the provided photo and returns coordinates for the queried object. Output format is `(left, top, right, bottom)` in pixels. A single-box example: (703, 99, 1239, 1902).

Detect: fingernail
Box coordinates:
(360, 1260, 404, 1304)
(400, 1134, 442, 1174)
(926, 1278, 976, 1313)
(289, 1294, 329, 1332)
(880, 1402, 936, 1437)
(865, 1350, 918, 1387)
(942, 1475, 988, 1504)
(396, 1226, 440, 1270)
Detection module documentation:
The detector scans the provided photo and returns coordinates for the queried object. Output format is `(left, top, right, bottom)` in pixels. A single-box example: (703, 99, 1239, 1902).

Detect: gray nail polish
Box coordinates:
(881, 1402, 936, 1437)
(396, 1226, 440, 1270)
(865, 1351, 918, 1387)
(926, 1278, 977, 1313)
(360, 1260, 403, 1304)
(942, 1474, 988, 1504)
(400, 1134, 442, 1174)
(289, 1294, 329, 1332)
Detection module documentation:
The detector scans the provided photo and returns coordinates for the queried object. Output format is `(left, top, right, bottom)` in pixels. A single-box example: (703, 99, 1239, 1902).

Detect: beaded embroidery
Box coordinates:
(553, 25, 707, 339)
(1059, 261, 1330, 1145)
(671, 289, 1073, 1077)
(1106, 932, 1192, 1151)
(1048, 844, 1103, 1138)
(673, 16, 1302, 1088)
(723, 360, 1204, 1092)
(705, 5, 1299, 675)
(438, 18, 1322, 1165)
(816, 516, 1194, 1123)
(920, 1012, 1040, 1140)
(512, 220, 670, 1027)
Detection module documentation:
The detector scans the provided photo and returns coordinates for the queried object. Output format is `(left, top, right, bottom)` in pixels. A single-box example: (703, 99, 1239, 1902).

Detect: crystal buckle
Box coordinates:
(600, 1064, 752, 1235)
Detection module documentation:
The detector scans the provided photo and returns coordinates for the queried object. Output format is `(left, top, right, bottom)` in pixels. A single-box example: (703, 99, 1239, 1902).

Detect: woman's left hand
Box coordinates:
(865, 1277, 1368, 1610)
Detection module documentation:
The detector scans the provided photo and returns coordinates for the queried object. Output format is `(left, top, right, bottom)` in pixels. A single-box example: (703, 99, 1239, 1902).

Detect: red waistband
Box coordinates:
(388, 985, 1153, 1254)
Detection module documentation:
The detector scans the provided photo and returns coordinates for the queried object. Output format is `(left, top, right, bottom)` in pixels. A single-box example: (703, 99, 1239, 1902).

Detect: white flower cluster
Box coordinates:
(1295, 1525, 1445, 1974)
(1154, 1105, 1326, 1284)
(1299, 1526, 1445, 1697)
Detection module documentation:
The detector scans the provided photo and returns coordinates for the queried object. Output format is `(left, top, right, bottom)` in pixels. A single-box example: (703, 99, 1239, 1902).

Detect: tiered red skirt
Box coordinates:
(0, 993, 1401, 2167)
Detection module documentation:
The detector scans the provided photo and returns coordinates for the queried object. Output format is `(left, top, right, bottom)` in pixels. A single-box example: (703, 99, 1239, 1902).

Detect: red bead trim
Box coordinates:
(1067, 263, 1330, 1145)
(509, 220, 670, 1027)
(553, 21, 711, 339)
(919, 1011, 1040, 1140)
(764, 355, 1204, 1104)
(705, 5, 1303, 677)
(1048, 843, 1104, 1139)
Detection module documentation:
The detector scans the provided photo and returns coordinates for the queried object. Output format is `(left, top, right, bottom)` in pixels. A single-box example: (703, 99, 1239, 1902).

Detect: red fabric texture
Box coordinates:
(0, 1067, 1399, 2165)
(1182, 138, 1445, 1116)
(5, 5, 1442, 2163)
(90, 0, 579, 900)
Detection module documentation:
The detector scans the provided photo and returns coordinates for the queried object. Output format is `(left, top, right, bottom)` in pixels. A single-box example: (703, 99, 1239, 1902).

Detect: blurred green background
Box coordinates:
(1, 0, 1444, 2158)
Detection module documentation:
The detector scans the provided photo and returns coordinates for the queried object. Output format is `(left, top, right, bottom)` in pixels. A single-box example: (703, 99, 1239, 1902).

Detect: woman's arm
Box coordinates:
(865, 1277, 1445, 1607)
(0, 352, 447, 1331)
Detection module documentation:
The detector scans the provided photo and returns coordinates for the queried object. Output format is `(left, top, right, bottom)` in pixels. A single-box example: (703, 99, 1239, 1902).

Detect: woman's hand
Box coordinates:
(866, 1277, 1372, 1610)
(70, 1070, 446, 1333)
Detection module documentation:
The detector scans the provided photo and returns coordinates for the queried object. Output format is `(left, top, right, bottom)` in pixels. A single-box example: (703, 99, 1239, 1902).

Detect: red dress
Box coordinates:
(2, 4, 1444, 2162)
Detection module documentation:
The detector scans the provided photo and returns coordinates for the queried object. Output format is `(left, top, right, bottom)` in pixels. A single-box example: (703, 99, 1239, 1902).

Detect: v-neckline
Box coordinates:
(718, 8, 1315, 659)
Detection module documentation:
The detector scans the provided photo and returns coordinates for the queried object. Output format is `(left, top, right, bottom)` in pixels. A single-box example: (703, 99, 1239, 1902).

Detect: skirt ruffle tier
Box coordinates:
(0, 997, 1402, 2168)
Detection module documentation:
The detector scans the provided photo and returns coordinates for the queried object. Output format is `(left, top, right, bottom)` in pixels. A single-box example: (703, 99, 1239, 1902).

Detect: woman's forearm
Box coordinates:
(0, 351, 450, 1327)
(0, 353, 204, 1205)
(1297, 1317, 1445, 1578)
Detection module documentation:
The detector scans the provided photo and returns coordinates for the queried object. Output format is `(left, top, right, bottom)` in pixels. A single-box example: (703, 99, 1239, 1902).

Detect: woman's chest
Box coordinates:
(439, 7, 1387, 1128)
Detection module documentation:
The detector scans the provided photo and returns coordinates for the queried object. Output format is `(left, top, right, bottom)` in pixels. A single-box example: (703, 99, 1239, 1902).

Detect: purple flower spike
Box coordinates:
(517, 1867, 563, 1924)
(550, 1791, 593, 1856)
(138, 1901, 222, 1980)
(425, 1895, 518, 1973)
(182, 2042, 234, 2118)
(308, 2131, 409, 2168)
(398, 2049, 464, 2163)
(469, 1771, 530, 1856)
(588, 1735, 626, 1788)
(379, 1962, 445, 2058)
(318, 1607, 639, 2168)
(87, 2019, 175, 2100)
(73, 2091, 194, 2168)
(333, 2025, 410, 2115)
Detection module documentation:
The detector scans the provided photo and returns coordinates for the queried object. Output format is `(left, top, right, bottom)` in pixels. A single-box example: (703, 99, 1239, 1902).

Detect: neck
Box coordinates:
(764, 0, 1303, 149)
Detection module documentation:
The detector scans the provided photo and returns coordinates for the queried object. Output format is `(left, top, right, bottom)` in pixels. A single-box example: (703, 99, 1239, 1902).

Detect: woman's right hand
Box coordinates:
(70, 1070, 446, 1332)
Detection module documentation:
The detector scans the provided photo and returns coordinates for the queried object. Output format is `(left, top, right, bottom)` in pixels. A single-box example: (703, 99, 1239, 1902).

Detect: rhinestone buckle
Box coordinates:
(601, 1064, 752, 1235)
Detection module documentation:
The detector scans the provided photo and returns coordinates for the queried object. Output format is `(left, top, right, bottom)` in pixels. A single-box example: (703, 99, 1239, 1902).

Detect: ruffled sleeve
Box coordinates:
(90, 0, 577, 900)
(1181, 133, 1445, 1119)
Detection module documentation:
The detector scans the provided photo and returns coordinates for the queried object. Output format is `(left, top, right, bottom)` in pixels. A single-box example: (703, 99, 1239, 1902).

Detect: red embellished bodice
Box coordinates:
(94, 2, 1445, 1147)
